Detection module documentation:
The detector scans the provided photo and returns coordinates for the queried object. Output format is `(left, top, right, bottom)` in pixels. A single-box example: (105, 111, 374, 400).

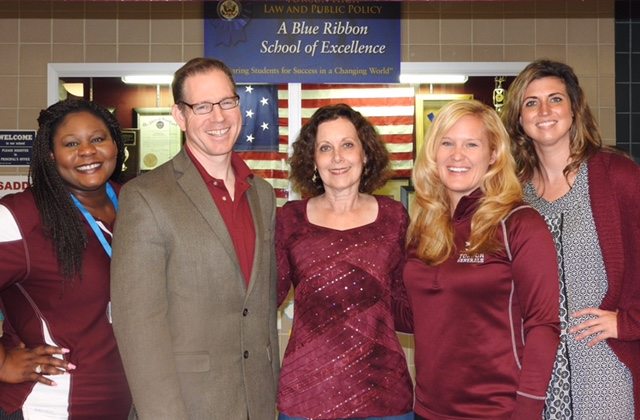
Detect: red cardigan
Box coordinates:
(588, 150, 640, 418)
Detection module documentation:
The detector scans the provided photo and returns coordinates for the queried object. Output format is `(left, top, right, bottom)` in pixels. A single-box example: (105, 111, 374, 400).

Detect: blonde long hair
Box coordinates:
(407, 99, 523, 265)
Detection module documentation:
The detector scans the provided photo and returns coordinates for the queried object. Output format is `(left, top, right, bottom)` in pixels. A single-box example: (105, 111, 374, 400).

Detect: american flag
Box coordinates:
(299, 84, 416, 178)
(236, 84, 416, 206)
(235, 84, 289, 206)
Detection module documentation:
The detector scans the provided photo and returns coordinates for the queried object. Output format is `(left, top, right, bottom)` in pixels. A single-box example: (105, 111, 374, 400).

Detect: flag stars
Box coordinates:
(236, 85, 278, 152)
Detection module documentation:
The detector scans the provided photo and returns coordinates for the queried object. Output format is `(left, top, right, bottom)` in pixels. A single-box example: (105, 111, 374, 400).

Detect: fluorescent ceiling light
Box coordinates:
(63, 82, 84, 97)
(399, 74, 468, 84)
(121, 75, 173, 85)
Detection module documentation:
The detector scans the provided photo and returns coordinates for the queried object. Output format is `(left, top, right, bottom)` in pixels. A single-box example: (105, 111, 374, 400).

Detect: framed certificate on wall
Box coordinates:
(134, 108, 182, 171)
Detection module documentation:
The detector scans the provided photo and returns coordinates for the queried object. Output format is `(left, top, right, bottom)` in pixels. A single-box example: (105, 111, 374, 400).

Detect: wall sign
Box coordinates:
(0, 175, 29, 198)
(205, 0, 401, 83)
(0, 130, 35, 166)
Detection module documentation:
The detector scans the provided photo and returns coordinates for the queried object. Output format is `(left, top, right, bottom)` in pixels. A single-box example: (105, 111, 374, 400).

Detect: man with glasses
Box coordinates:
(110, 57, 279, 420)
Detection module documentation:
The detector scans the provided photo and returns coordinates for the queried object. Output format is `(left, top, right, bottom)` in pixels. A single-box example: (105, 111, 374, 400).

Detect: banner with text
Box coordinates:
(0, 175, 29, 198)
(204, 0, 400, 83)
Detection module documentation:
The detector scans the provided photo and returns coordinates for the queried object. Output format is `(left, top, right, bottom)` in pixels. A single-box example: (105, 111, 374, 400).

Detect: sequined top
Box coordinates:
(276, 195, 413, 419)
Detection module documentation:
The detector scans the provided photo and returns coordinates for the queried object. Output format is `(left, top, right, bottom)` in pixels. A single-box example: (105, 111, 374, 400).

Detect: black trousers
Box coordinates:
(0, 408, 23, 420)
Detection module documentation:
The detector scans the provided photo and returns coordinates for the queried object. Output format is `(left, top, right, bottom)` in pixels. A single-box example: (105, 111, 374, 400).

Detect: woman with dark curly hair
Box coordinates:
(276, 103, 414, 420)
(503, 59, 640, 420)
(0, 99, 132, 419)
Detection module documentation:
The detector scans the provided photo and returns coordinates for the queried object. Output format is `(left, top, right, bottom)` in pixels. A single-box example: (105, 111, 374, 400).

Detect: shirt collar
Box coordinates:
(452, 188, 483, 222)
(185, 144, 254, 184)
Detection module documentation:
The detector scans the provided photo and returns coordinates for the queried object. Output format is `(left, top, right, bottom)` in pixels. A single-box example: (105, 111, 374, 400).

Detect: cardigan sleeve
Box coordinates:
(588, 151, 640, 341)
(606, 154, 640, 340)
(615, 183, 640, 342)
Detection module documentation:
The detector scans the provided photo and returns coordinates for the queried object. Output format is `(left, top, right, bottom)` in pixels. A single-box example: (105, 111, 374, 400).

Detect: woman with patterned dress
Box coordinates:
(276, 104, 414, 420)
(503, 59, 640, 420)
(0, 100, 132, 419)
(404, 100, 560, 420)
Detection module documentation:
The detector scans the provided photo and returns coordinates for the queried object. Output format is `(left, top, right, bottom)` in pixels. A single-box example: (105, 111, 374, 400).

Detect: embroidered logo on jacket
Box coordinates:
(457, 253, 485, 264)
(457, 241, 485, 264)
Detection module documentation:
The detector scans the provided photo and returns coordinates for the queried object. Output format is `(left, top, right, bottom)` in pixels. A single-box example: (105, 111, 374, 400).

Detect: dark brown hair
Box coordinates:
(31, 99, 125, 279)
(289, 103, 390, 197)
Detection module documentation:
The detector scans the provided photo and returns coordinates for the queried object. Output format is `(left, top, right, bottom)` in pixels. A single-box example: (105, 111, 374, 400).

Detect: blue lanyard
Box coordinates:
(70, 183, 118, 259)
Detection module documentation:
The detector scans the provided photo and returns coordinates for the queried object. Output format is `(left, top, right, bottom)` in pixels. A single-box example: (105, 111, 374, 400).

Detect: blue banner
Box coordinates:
(204, 0, 400, 83)
(0, 130, 35, 166)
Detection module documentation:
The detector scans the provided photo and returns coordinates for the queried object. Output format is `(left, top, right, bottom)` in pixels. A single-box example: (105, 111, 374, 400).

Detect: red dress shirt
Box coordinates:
(186, 146, 255, 286)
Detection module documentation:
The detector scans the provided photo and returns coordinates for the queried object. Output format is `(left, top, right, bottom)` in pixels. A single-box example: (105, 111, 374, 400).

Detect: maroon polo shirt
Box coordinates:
(186, 145, 256, 286)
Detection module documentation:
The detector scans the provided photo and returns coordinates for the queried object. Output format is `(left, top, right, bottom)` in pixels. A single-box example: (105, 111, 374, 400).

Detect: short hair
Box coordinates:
(289, 103, 390, 197)
(172, 57, 236, 104)
(408, 99, 522, 265)
(30, 99, 125, 279)
(502, 59, 602, 182)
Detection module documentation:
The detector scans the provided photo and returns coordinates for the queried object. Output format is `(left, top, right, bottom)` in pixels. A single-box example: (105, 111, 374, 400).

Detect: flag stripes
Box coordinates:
(235, 84, 290, 206)
(299, 84, 415, 178)
(240, 83, 416, 207)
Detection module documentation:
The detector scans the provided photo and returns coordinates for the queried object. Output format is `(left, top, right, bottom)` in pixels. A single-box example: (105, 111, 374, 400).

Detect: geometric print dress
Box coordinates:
(524, 164, 634, 420)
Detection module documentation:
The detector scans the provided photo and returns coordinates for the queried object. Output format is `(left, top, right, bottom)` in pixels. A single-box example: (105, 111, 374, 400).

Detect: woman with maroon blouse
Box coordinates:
(276, 103, 413, 420)
(404, 99, 560, 420)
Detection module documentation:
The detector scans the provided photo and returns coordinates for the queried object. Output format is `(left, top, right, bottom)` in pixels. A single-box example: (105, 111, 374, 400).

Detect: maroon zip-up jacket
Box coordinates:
(404, 190, 560, 420)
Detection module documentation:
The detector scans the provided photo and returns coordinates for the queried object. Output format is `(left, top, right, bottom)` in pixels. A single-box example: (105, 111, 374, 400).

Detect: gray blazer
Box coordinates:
(111, 149, 279, 420)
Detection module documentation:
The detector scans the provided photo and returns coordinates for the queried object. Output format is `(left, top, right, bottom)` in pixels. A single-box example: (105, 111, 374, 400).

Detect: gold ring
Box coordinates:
(34, 364, 42, 374)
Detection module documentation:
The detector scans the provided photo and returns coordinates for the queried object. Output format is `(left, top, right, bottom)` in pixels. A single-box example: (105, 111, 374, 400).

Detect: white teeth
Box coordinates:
(205, 128, 230, 136)
(448, 167, 468, 173)
(77, 163, 100, 171)
(536, 120, 556, 128)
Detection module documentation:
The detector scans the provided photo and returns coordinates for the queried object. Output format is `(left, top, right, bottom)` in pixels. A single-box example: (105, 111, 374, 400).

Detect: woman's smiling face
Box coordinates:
(436, 114, 495, 208)
(519, 76, 574, 151)
(51, 111, 118, 195)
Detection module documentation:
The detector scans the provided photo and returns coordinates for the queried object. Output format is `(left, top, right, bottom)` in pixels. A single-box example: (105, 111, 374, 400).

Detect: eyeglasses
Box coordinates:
(179, 95, 240, 115)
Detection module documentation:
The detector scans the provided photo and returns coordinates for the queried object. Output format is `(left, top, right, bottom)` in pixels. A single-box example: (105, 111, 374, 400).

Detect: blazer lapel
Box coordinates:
(244, 177, 263, 295)
(172, 149, 240, 268)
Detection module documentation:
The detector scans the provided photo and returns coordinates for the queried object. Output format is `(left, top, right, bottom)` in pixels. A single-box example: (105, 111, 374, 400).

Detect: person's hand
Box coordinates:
(0, 342, 75, 386)
(569, 308, 618, 348)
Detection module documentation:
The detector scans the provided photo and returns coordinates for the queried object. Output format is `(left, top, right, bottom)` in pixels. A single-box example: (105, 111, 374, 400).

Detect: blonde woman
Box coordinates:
(404, 99, 560, 420)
